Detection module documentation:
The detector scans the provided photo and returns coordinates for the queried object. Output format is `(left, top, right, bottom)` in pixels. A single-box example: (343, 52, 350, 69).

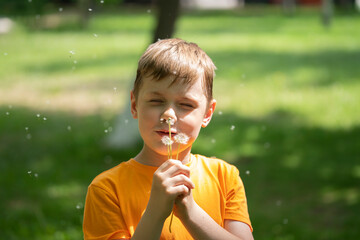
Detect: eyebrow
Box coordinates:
(146, 90, 201, 103)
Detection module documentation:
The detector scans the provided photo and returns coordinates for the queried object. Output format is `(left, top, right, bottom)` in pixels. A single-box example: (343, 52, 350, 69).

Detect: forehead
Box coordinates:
(140, 75, 207, 99)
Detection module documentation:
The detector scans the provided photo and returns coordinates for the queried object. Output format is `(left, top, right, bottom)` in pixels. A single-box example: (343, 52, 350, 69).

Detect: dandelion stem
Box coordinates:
(168, 118, 172, 158)
(169, 210, 175, 233)
(176, 144, 180, 160)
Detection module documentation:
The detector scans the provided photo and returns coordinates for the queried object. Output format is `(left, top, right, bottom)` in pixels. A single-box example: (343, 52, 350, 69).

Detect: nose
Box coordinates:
(160, 107, 177, 124)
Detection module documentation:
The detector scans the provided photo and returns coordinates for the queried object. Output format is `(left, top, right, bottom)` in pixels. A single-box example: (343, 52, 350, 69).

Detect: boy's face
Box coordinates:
(131, 75, 216, 157)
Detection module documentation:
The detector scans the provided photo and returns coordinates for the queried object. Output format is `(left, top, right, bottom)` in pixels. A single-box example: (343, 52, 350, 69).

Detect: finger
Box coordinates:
(167, 184, 190, 197)
(157, 159, 182, 173)
(165, 161, 191, 178)
(168, 174, 195, 189)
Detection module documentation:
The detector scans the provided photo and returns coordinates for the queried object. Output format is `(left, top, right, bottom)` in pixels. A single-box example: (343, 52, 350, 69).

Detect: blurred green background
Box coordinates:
(1, 0, 360, 239)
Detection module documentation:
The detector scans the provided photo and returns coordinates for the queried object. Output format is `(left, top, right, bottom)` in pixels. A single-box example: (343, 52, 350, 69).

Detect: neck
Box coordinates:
(134, 144, 192, 167)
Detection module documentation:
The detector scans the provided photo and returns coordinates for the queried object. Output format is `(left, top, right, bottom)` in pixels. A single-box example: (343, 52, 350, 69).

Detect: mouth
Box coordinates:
(156, 130, 177, 137)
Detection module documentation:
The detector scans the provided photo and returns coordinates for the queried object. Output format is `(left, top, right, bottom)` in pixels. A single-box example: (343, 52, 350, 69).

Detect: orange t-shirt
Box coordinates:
(83, 154, 252, 240)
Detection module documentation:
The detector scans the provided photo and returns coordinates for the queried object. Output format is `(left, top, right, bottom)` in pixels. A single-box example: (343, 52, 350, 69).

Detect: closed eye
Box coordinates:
(180, 103, 195, 108)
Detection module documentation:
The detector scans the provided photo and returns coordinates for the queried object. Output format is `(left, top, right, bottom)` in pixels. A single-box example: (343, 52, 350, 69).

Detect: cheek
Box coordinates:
(180, 114, 203, 137)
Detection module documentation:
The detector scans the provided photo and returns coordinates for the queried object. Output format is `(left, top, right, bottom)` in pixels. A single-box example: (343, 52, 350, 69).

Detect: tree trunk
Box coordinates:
(78, 0, 92, 29)
(152, 0, 181, 43)
(321, 0, 333, 28)
(282, 0, 296, 16)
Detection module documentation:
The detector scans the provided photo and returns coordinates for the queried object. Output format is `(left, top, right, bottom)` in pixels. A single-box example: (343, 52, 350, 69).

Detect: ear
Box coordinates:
(130, 91, 138, 119)
(202, 99, 216, 128)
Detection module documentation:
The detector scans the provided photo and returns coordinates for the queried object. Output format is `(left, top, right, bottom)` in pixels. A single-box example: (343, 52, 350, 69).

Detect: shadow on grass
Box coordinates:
(210, 49, 360, 87)
(0, 105, 359, 239)
(21, 48, 360, 89)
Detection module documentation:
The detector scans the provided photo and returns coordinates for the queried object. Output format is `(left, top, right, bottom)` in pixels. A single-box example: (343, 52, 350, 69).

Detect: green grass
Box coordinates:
(1, 6, 360, 239)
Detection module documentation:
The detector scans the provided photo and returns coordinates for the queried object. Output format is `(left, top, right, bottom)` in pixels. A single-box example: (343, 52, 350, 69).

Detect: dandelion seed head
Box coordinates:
(34, 173, 38, 178)
(246, 170, 250, 175)
(43, 117, 47, 121)
(100, 0, 104, 3)
(36, 113, 40, 117)
(5, 112, 9, 115)
(59, 7, 63, 12)
(26, 134, 32, 140)
(8, 105, 12, 109)
(93, 33, 98, 37)
(73, 60, 77, 64)
(161, 136, 173, 146)
(4, 52, 8, 56)
(25, 127, 29, 131)
(27, 170, 32, 175)
(174, 133, 189, 145)
(69, 50, 75, 55)
(166, 118, 175, 125)
(230, 125, 235, 131)
(67, 125, 71, 131)
(88, 8, 92, 12)
(218, 111, 223, 115)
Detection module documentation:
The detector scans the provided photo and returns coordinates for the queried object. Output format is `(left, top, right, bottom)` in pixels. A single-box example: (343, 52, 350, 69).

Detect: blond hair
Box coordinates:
(132, 38, 216, 101)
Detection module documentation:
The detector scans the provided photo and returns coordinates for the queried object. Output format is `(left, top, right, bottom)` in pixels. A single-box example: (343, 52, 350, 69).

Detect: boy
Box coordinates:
(83, 38, 253, 240)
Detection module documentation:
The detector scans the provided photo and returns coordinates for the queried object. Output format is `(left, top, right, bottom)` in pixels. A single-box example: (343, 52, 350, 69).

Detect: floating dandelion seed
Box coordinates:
(218, 111, 223, 115)
(100, 0, 104, 3)
(104, 129, 108, 133)
(76, 203, 83, 209)
(59, 7, 63, 12)
(88, 8, 92, 12)
(230, 125, 235, 131)
(246, 170, 250, 175)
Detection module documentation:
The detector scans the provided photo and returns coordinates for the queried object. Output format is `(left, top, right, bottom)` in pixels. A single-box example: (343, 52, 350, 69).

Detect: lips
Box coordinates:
(156, 129, 177, 137)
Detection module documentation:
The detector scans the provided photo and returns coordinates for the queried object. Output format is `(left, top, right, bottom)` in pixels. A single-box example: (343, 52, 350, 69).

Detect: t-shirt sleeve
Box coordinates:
(83, 184, 131, 240)
(224, 166, 253, 232)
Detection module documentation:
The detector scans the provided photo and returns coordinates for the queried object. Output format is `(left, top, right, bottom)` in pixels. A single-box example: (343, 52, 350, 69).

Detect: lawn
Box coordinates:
(1, 6, 360, 240)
